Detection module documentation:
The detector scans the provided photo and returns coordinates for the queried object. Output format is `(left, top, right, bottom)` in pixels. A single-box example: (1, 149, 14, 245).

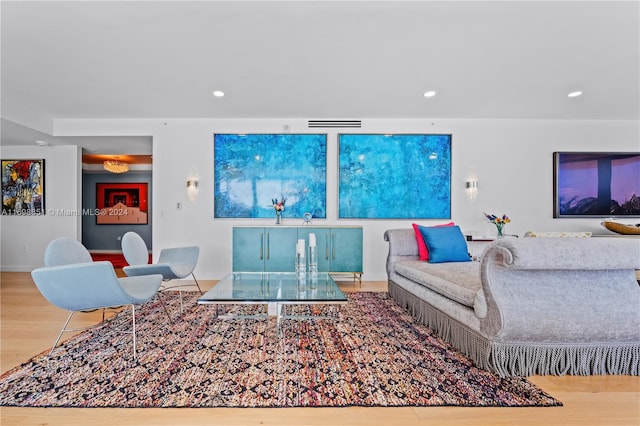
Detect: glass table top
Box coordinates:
(198, 272, 347, 304)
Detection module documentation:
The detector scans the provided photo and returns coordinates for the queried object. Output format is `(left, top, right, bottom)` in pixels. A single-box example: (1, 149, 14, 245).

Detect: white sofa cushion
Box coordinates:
(394, 260, 481, 308)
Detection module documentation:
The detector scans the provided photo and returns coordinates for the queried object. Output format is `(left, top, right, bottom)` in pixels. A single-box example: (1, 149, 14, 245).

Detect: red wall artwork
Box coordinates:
(96, 183, 148, 224)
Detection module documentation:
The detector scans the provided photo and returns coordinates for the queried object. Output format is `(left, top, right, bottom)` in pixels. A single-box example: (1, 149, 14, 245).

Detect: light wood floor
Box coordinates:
(1, 271, 638, 426)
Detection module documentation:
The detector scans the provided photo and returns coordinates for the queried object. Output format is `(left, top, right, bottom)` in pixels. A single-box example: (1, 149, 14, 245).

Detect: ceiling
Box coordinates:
(1, 1, 638, 156)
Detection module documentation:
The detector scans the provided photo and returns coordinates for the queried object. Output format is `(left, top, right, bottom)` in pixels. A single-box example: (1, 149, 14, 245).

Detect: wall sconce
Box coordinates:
(186, 179, 199, 202)
(465, 179, 478, 200)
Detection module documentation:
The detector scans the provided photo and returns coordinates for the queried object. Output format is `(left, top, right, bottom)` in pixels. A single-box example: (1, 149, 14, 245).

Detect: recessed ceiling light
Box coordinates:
(35, 140, 49, 146)
(568, 91, 583, 98)
(423, 91, 437, 98)
(212, 90, 225, 97)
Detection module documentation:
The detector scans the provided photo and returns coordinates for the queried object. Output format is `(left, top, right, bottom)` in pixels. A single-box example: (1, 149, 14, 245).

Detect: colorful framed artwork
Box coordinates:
(214, 133, 327, 219)
(1, 159, 45, 216)
(96, 182, 148, 224)
(338, 134, 452, 219)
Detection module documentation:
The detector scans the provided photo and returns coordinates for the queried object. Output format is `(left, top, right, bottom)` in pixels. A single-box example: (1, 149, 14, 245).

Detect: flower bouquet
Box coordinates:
(483, 212, 511, 237)
(272, 197, 286, 224)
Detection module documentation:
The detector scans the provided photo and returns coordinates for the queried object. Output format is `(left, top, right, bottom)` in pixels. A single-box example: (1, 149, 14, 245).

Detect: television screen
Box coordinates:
(214, 133, 327, 219)
(553, 152, 640, 218)
(338, 134, 451, 219)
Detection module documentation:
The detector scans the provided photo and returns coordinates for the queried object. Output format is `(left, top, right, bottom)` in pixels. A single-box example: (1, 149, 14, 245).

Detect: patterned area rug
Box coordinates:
(0, 292, 561, 408)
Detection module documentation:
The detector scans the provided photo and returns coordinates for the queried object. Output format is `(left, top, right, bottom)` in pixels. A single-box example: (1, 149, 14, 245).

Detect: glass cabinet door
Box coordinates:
(329, 227, 363, 273)
(263, 227, 298, 272)
(232, 227, 265, 271)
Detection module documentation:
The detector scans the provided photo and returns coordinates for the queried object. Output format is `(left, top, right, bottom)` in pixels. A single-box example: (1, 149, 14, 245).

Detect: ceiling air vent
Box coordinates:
(308, 120, 362, 128)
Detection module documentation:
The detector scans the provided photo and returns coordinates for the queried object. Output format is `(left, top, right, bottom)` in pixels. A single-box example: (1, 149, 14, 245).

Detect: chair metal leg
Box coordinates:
(131, 304, 137, 360)
(155, 292, 174, 325)
(49, 311, 75, 355)
(49, 307, 142, 360)
(191, 273, 203, 293)
(178, 273, 202, 312)
(176, 273, 202, 312)
(159, 273, 201, 313)
(160, 279, 182, 312)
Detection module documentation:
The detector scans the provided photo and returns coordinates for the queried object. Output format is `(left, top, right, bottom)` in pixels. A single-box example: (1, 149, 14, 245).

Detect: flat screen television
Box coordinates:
(553, 152, 640, 218)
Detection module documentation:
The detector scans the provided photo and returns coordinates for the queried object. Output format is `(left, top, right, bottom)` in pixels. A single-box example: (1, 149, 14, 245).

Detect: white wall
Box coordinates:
(5, 118, 639, 279)
(0, 144, 82, 270)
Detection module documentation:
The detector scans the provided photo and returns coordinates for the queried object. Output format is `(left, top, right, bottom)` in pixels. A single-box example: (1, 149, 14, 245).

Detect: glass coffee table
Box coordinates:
(198, 272, 348, 332)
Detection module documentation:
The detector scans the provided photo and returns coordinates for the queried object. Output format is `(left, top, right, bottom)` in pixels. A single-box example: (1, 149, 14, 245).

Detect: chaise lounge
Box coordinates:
(384, 228, 640, 376)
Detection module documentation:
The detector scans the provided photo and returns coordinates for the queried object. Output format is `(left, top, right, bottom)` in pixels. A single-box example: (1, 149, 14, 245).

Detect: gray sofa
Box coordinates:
(384, 229, 640, 376)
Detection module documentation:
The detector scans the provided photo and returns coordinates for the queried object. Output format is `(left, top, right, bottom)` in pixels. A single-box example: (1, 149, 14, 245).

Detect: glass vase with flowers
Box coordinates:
(272, 197, 286, 224)
(483, 212, 511, 237)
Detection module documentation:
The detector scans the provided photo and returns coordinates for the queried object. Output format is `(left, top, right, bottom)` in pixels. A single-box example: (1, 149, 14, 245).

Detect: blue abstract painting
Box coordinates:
(339, 134, 451, 219)
(214, 134, 327, 218)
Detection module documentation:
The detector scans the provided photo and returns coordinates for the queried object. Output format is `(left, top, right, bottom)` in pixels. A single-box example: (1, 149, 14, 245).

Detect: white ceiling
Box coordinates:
(1, 1, 638, 153)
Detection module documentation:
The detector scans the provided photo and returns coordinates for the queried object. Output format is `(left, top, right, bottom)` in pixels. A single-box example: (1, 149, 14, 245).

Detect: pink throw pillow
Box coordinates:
(412, 222, 455, 261)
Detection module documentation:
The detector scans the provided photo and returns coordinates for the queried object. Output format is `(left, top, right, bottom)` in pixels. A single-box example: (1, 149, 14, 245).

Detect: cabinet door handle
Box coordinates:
(332, 233, 336, 260)
(266, 232, 270, 259)
(325, 232, 330, 260)
(260, 233, 264, 260)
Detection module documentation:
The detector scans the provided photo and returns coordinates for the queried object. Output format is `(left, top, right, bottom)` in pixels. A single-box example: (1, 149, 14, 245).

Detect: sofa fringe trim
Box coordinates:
(388, 280, 491, 371)
(486, 342, 640, 376)
(388, 280, 640, 377)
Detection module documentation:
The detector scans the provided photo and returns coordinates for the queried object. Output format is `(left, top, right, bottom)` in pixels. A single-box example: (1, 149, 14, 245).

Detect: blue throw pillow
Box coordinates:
(418, 225, 471, 263)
